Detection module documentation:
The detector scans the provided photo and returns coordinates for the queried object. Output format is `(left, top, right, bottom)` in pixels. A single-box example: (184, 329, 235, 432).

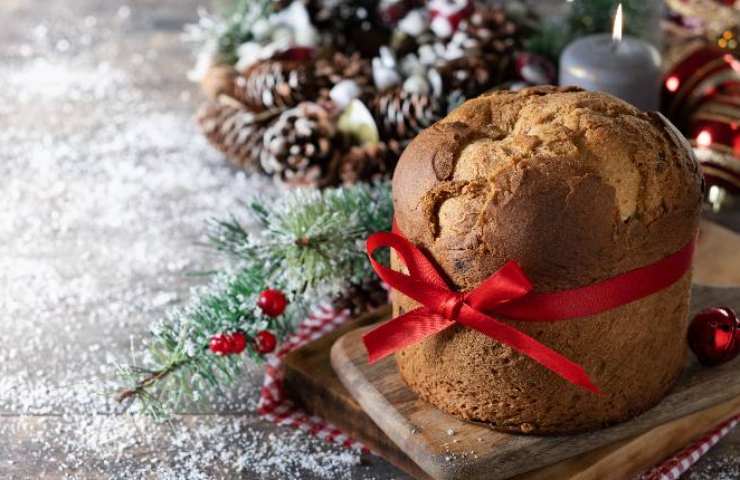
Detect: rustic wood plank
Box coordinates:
(515, 396, 740, 480)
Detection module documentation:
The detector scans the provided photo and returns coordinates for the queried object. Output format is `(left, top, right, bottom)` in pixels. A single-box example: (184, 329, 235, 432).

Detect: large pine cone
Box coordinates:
(197, 101, 274, 171)
(261, 102, 341, 187)
(234, 60, 318, 112)
(338, 140, 404, 185)
(371, 88, 446, 142)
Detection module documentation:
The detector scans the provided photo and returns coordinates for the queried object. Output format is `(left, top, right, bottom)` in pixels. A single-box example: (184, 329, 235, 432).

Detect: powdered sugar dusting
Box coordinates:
(0, 1, 389, 478)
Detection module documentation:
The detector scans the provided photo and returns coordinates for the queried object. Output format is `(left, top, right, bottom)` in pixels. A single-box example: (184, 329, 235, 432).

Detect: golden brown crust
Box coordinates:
(391, 86, 703, 433)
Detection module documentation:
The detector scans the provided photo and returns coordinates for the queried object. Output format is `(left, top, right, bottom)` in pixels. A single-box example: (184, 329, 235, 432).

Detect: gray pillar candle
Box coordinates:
(559, 33, 661, 111)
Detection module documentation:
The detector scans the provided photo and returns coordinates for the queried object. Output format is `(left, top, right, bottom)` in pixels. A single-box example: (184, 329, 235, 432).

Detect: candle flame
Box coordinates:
(612, 3, 623, 43)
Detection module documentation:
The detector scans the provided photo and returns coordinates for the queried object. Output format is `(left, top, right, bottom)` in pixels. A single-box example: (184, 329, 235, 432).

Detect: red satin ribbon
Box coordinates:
(363, 230, 696, 394)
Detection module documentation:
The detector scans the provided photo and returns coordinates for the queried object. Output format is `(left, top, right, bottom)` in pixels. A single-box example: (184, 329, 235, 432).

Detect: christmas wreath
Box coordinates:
(186, 0, 555, 188)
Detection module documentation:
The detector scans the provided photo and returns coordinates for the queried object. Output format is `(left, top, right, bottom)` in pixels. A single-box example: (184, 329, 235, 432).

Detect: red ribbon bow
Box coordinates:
(364, 230, 696, 394)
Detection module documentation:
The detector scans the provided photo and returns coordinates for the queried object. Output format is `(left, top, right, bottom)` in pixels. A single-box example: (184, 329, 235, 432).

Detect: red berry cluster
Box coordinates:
(208, 288, 287, 357)
(209, 331, 248, 356)
(209, 329, 277, 355)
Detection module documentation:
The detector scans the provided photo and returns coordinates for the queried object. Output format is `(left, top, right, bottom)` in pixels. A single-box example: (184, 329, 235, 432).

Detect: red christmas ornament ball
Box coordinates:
(254, 330, 277, 354)
(688, 306, 739, 366)
(257, 289, 288, 317)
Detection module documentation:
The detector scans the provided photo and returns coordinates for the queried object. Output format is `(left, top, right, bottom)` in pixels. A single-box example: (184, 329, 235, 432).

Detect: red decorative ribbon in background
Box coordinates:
(363, 230, 696, 393)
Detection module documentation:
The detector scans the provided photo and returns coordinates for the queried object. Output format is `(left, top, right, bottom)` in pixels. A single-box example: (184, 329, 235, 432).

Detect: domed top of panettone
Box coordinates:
(392, 86, 703, 292)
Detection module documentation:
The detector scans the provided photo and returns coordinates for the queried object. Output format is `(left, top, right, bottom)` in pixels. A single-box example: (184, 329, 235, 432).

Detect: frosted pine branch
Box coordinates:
(116, 182, 392, 419)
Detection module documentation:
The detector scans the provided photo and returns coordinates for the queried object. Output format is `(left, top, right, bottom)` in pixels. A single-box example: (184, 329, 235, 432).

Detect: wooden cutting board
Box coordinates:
(283, 221, 740, 479)
(331, 287, 740, 480)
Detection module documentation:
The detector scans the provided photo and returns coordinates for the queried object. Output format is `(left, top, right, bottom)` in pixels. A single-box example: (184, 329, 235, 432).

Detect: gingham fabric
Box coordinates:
(257, 303, 368, 452)
(638, 414, 740, 480)
(258, 304, 739, 477)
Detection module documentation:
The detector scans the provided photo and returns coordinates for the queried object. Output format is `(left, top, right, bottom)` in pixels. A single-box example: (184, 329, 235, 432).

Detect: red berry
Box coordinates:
(257, 289, 288, 317)
(209, 333, 231, 355)
(254, 330, 277, 354)
(210, 331, 248, 355)
(688, 306, 739, 366)
(228, 331, 247, 354)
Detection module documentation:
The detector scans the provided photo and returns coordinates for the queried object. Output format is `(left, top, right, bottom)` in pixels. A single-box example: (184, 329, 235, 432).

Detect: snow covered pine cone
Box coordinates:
(460, 5, 519, 56)
(435, 6, 521, 97)
(196, 101, 273, 171)
(338, 140, 403, 185)
(261, 102, 341, 187)
(371, 87, 446, 141)
(235, 59, 319, 112)
(314, 52, 373, 99)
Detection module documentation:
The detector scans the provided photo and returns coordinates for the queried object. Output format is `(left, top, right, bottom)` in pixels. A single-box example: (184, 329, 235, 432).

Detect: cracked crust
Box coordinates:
(391, 86, 703, 433)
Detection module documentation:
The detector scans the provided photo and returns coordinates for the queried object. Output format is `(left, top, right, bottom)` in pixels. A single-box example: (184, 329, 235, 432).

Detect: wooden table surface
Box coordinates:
(0, 1, 737, 479)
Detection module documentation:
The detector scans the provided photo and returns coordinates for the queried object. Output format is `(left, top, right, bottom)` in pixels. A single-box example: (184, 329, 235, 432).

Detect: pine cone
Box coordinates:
(315, 53, 373, 90)
(332, 278, 388, 314)
(261, 102, 341, 187)
(458, 6, 519, 56)
(234, 60, 318, 112)
(197, 101, 275, 171)
(338, 140, 403, 185)
(371, 88, 446, 141)
(436, 54, 508, 98)
(308, 0, 391, 56)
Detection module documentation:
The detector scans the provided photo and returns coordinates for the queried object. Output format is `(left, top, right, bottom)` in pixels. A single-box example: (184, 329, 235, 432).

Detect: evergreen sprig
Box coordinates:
(116, 182, 392, 419)
(215, 0, 274, 65)
(210, 183, 393, 298)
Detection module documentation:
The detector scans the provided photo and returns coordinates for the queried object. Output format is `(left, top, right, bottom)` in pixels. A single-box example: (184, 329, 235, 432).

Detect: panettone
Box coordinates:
(391, 86, 703, 434)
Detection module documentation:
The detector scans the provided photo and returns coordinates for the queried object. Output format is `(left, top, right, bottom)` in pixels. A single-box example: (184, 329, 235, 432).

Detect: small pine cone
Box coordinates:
(315, 52, 373, 90)
(332, 278, 388, 315)
(234, 60, 318, 112)
(371, 88, 446, 141)
(261, 102, 340, 187)
(458, 6, 519, 56)
(338, 140, 403, 185)
(437, 54, 507, 98)
(197, 101, 272, 171)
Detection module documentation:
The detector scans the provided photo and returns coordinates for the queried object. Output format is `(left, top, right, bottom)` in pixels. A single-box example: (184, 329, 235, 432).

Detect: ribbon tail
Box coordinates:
(363, 308, 454, 364)
(458, 305, 602, 394)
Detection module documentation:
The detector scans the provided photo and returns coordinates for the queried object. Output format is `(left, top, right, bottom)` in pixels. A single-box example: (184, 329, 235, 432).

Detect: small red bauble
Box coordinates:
(688, 306, 739, 366)
(228, 331, 248, 354)
(254, 330, 277, 354)
(210, 331, 248, 355)
(209, 333, 232, 356)
(257, 289, 288, 317)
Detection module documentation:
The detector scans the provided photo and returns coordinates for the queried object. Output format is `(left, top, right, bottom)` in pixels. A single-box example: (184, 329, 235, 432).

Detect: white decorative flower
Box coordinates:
(403, 74, 430, 95)
(398, 9, 428, 36)
(330, 80, 361, 110)
(372, 57, 401, 90)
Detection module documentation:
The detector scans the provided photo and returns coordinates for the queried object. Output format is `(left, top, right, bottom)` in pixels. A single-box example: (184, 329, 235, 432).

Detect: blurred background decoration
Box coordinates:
(186, 0, 740, 201)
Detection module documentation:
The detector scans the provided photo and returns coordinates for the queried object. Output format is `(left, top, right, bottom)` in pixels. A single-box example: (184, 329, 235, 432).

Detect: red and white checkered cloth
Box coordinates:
(257, 303, 368, 452)
(257, 304, 739, 478)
